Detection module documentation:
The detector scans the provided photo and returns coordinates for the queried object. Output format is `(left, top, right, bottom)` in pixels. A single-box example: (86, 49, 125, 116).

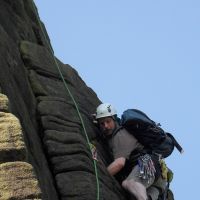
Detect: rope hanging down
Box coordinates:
(31, 1, 100, 199)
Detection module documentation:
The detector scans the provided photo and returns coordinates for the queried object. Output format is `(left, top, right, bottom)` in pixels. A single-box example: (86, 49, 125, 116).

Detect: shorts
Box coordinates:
(125, 165, 155, 188)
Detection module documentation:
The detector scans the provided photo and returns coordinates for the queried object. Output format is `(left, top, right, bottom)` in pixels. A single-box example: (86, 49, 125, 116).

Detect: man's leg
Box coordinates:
(122, 179, 147, 200)
(122, 165, 155, 200)
(147, 176, 167, 200)
(147, 186, 160, 200)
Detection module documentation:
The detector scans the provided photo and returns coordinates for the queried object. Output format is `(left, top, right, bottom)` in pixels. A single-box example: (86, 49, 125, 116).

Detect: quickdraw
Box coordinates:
(138, 154, 156, 183)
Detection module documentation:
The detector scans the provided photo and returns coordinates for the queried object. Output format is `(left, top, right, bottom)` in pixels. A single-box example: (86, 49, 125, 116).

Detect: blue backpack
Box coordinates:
(120, 109, 183, 158)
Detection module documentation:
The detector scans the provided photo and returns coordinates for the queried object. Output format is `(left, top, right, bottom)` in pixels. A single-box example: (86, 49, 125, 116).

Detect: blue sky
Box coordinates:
(34, 1, 200, 199)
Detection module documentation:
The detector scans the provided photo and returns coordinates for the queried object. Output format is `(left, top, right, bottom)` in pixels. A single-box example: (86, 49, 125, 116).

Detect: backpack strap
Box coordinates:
(112, 125, 123, 136)
(166, 133, 184, 154)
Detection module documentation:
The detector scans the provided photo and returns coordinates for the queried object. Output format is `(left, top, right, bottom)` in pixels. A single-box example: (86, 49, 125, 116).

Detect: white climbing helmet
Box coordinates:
(96, 103, 117, 119)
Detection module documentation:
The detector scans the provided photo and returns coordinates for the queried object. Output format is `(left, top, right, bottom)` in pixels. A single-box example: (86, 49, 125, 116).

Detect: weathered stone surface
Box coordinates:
(20, 40, 99, 99)
(41, 115, 81, 132)
(0, 112, 26, 163)
(37, 97, 97, 139)
(0, 1, 127, 200)
(20, 41, 59, 76)
(0, 94, 9, 112)
(56, 172, 98, 200)
(56, 171, 127, 200)
(0, 1, 59, 199)
(29, 70, 48, 96)
(21, 40, 100, 113)
(0, 93, 42, 200)
(0, 161, 41, 200)
(43, 130, 94, 174)
(37, 99, 81, 125)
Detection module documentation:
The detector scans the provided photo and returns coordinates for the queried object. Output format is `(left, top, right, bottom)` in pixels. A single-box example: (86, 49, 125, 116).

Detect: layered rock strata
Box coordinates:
(0, 1, 126, 200)
(0, 93, 41, 199)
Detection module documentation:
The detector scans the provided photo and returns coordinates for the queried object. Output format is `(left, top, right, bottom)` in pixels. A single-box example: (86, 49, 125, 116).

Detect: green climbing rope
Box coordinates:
(31, 1, 100, 199)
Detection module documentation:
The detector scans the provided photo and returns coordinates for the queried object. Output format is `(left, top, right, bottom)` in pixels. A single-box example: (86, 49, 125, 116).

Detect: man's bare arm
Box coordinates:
(107, 157, 126, 176)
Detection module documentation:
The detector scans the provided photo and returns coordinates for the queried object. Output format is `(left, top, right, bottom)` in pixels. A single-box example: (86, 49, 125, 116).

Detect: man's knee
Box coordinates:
(122, 179, 129, 189)
(122, 179, 144, 191)
(122, 179, 136, 190)
(122, 179, 147, 200)
(147, 186, 160, 200)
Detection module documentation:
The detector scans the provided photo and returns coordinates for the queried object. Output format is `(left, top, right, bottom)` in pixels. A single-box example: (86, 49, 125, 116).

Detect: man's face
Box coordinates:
(98, 117, 116, 136)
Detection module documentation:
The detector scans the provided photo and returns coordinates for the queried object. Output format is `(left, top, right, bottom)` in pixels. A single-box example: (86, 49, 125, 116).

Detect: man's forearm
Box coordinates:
(107, 157, 126, 176)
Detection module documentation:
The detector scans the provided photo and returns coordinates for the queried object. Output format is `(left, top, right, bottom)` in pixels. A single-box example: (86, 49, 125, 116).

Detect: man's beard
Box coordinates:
(102, 128, 113, 136)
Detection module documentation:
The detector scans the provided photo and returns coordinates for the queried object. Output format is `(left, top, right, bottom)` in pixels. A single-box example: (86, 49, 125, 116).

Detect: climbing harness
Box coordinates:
(31, 1, 100, 199)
